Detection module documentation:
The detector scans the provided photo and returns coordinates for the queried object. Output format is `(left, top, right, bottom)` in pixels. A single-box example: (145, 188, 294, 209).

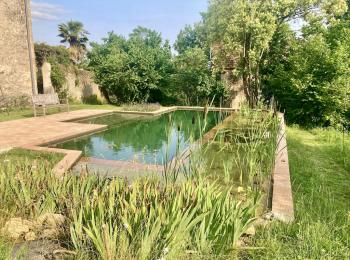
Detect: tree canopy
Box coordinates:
(83, 0, 350, 127)
(88, 27, 172, 104)
(58, 20, 89, 49)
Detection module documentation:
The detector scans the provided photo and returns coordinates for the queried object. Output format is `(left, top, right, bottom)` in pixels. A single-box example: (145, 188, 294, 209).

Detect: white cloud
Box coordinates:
(31, 1, 66, 21)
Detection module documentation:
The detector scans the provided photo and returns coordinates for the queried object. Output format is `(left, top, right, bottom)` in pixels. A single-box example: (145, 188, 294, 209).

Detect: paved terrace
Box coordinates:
(0, 109, 113, 150)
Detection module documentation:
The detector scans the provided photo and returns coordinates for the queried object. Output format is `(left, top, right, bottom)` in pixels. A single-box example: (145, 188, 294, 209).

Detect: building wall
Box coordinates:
(64, 69, 105, 103)
(0, 0, 36, 98)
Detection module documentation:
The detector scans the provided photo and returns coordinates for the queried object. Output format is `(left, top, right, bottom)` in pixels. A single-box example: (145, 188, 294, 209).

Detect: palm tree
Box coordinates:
(58, 20, 89, 49)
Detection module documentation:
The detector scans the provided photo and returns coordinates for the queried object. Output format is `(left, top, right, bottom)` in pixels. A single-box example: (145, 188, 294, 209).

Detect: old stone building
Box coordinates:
(211, 43, 246, 109)
(0, 0, 37, 98)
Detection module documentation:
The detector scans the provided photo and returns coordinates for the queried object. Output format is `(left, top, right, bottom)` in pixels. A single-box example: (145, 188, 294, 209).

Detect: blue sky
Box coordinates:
(31, 0, 208, 46)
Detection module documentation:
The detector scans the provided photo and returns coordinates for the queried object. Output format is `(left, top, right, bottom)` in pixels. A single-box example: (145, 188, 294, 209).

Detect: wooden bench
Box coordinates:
(32, 93, 69, 116)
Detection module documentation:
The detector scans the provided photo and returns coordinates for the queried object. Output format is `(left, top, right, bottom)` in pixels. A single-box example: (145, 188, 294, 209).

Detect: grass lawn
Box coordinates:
(246, 127, 350, 259)
(0, 148, 64, 168)
(0, 103, 120, 122)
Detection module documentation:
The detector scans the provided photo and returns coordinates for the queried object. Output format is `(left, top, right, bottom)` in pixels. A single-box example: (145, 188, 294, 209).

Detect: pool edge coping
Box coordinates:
(271, 113, 295, 223)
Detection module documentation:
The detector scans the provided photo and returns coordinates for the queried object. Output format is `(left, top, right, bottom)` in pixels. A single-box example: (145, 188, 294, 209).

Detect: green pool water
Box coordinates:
(53, 110, 226, 165)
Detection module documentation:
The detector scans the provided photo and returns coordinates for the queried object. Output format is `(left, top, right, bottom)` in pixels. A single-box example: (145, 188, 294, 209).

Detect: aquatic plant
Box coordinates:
(0, 158, 257, 259)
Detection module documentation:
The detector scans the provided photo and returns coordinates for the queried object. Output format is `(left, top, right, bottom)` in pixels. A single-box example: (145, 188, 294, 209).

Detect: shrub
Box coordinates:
(82, 94, 103, 105)
(50, 64, 67, 99)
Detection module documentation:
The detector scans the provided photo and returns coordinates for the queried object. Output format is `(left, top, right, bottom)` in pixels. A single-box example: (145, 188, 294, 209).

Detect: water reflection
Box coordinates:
(55, 110, 223, 164)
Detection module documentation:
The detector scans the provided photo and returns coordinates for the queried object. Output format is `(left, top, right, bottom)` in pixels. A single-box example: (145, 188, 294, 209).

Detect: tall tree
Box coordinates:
(261, 2, 350, 127)
(174, 23, 207, 54)
(205, 0, 348, 107)
(58, 20, 89, 63)
(88, 28, 173, 104)
(172, 47, 228, 105)
(58, 20, 89, 48)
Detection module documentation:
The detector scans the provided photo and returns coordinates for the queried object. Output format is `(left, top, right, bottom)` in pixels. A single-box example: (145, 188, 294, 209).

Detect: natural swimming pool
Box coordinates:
(53, 110, 226, 165)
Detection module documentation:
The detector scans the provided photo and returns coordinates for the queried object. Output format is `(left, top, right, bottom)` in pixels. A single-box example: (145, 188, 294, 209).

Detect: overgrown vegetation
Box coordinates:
(203, 108, 278, 193)
(34, 43, 70, 97)
(245, 127, 350, 259)
(87, 27, 228, 106)
(262, 19, 350, 127)
(0, 108, 280, 258)
(82, 0, 350, 127)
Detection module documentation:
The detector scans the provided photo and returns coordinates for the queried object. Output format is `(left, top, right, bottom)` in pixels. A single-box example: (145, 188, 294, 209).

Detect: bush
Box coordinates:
(50, 64, 67, 98)
(88, 28, 172, 104)
(262, 21, 350, 127)
(34, 43, 70, 66)
(82, 94, 103, 105)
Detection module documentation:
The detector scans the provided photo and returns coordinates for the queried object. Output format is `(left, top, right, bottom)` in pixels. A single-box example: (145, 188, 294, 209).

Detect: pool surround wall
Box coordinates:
(271, 113, 294, 222)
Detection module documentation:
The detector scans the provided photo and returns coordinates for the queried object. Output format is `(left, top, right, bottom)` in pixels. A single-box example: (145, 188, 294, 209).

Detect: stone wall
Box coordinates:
(0, 0, 36, 98)
(41, 62, 55, 94)
(40, 63, 104, 102)
(64, 69, 105, 102)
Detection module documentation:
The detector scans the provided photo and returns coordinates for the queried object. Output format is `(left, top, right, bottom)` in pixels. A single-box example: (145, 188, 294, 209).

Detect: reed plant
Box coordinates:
(0, 159, 257, 259)
(201, 106, 279, 195)
(0, 107, 279, 259)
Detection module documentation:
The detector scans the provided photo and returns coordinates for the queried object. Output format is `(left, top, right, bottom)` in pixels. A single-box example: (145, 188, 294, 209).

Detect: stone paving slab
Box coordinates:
(0, 109, 112, 150)
(272, 113, 295, 222)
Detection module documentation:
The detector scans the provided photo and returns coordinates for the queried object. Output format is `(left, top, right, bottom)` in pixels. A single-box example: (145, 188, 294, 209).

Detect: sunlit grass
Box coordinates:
(245, 127, 350, 259)
(3, 109, 345, 258)
(0, 108, 277, 258)
(0, 148, 63, 168)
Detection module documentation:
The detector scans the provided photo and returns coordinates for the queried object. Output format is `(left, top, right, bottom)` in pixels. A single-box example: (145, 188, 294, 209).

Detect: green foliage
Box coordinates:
(172, 47, 229, 105)
(82, 94, 103, 105)
(0, 159, 257, 258)
(174, 23, 208, 54)
(58, 20, 89, 49)
(58, 20, 89, 64)
(34, 43, 70, 66)
(246, 127, 350, 259)
(51, 64, 67, 98)
(262, 20, 350, 127)
(88, 28, 173, 104)
(205, 0, 278, 106)
(0, 108, 280, 258)
(34, 43, 69, 97)
(205, 0, 348, 107)
(203, 107, 279, 196)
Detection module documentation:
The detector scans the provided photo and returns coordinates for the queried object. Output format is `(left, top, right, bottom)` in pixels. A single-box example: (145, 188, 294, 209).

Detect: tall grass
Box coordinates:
(0, 107, 280, 259)
(245, 127, 350, 259)
(0, 161, 257, 259)
(201, 107, 279, 198)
